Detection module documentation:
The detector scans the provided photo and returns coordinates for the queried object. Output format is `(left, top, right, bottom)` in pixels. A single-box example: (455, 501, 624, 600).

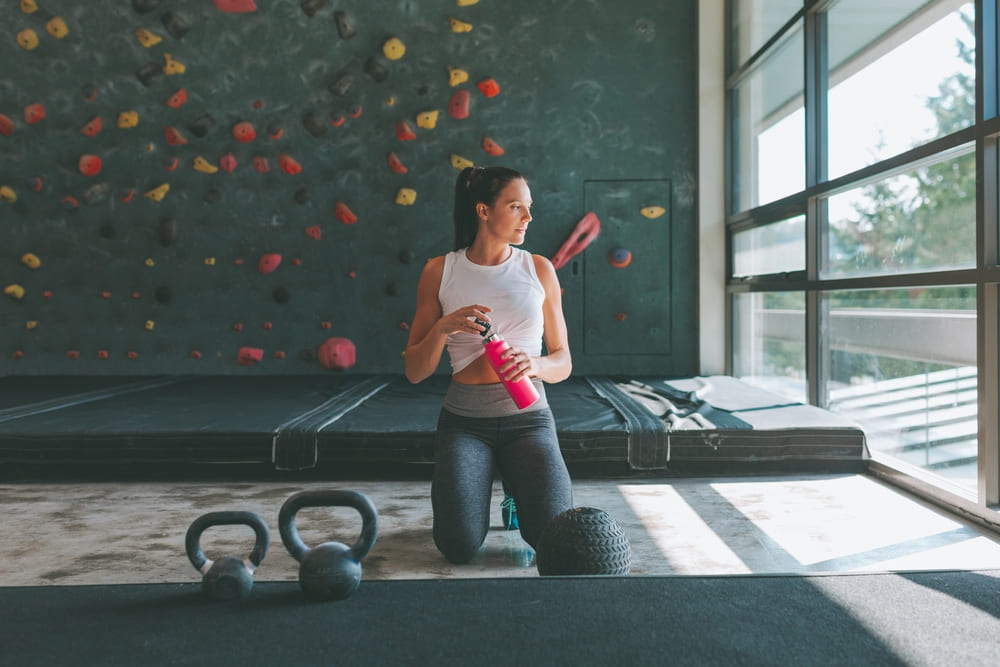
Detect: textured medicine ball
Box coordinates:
(536, 507, 631, 576)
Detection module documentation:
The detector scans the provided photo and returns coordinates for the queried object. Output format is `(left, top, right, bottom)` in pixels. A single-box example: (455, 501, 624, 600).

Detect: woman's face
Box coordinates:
(480, 178, 533, 244)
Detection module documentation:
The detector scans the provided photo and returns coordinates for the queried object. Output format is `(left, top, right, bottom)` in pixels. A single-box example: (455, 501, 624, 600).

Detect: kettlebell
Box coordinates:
(185, 510, 270, 601)
(278, 490, 378, 601)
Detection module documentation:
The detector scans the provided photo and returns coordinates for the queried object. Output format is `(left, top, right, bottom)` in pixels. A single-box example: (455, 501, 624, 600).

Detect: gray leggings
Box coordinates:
(431, 405, 574, 564)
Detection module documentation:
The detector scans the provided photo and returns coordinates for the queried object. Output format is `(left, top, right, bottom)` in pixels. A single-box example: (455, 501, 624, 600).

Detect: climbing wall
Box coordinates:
(0, 0, 697, 376)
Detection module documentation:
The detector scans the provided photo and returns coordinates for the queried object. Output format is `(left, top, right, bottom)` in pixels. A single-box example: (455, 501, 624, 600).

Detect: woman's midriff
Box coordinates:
(452, 353, 504, 385)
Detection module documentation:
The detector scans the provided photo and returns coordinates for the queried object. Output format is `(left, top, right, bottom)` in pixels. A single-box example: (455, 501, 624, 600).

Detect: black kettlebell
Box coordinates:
(185, 511, 270, 601)
(278, 490, 378, 601)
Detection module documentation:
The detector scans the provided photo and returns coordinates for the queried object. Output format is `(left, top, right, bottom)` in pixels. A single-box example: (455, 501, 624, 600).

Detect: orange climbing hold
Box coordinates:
(164, 126, 188, 145)
(78, 154, 102, 177)
(278, 154, 302, 174)
(213, 0, 257, 11)
(24, 103, 44, 124)
(258, 253, 282, 274)
(335, 201, 357, 224)
(396, 120, 417, 141)
(477, 78, 501, 98)
(80, 116, 102, 137)
(165, 88, 187, 108)
(232, 121, 256, 142)
(482, 136, 505, 156)
(329, 114, 346, 128)
(387, 152, 408, 174)
(448, 90, 470, 119)
(0, 114, 14, 136)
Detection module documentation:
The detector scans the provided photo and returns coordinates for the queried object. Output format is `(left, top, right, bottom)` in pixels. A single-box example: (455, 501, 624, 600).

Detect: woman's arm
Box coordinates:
(528, 254, 572, 383)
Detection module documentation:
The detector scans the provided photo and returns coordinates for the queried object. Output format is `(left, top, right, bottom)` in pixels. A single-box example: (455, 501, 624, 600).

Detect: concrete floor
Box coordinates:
(2, 473, 999, 587)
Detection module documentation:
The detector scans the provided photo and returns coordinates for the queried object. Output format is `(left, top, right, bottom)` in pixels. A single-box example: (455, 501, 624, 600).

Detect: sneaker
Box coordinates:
(501, 483, 519, 531)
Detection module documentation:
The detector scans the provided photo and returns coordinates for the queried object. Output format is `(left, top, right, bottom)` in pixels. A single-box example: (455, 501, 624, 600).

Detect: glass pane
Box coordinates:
(731, 23, 805, 213)
(828, 1, 975, 179)
(824, 287, 977, 495)
(729, 0, 804, 70)
(823, 148, 975, 279)
(733, 291, 807, 403)
(732, 215, 806, 277)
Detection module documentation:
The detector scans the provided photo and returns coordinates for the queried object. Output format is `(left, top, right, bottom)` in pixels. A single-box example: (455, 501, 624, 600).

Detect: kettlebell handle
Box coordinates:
(185, 510, 270, 572)
(278, 490, 378, 563)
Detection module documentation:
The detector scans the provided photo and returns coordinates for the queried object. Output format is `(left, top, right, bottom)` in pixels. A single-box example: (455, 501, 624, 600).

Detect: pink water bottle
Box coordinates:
(477, 319, 540, 410)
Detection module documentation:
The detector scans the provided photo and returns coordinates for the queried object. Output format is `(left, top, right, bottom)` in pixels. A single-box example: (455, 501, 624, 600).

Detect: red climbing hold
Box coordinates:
(165, 88, 187, 108)
(219, 152, 237, 173)
(348, 104, 363, 119)
(163, 157, 179, 171)
(258, 253, 282, 274)
(482, 136, 505, 156)
(551, 211, 601, 270)
(330, 114, 346, 127)
(24, 103, 45, 124)
(396, 120, 417, 141)
(26, 176, 43, 191)
(252, 156, 270, 173)
(305, 225, 322, 240)
(335, 201, 357, 224)
(318, 337, 356, 371)
(387, 152, 408, 174)
(448, 89, 470, 119)
(477, 78, 501, 98)
(0, 114, 14, 136)
(80, 116, 102, 137)
(238, 347, 264, 365)
(78, 154, 102, 177)
(213, 0, 257, 12)
(118, 188, 136, 203)
(232, 121, 256, 142)
(278, 154, 302, 174)
(165, 126, 188, 145)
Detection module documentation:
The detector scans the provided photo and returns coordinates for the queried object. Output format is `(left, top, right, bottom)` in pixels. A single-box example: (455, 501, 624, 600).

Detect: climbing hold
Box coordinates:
(20, 0, 38, 12)
(263, 321, 273, 330)
(17, 29, 39, 50)
(24, 104, 45, 124)
(387, 152, 408, 174)
(258, 253, 282, 274)
(450, 154, 474, 170)
(267, 122, 283, 139)
(155, 286, 172, 303)
(329, 73, 354, 97)
(0, 114, 14, 136)
(118, 188, 136, 202)
(189, 114, 216, 137)
(159, 217, 177, 246)
(80, 116, 102, 137)
(274, 350, 285, 359)
(396, 120, 416, 141)
(279, 154, 303, 175)
(383, 37, 406, 60)
(0, 186, 16, 203)
(46, 17, 69, 39)
(98, 350, 110, 360)
(364, 57, 389, 83)
(232, 121, 256, 142)
(144, 183, 170, 201)
(80, 83, 99, 101)
(416, 110, 439, 129)
(12, 350, 24, 359)
(252, 156, 270, 173)
(21, 253, 40, 269)
(161, 12, 191, 39)
(67, 350, 80, 360)
(4, 285, 25, 300)
(303, 112, 327, 137)
(334, 10, 356, 38)
(134, 28, 162, 47)
(204, 257, 216, 266)
(204, 188, 222, 203)
(101, 290, 112, 299)
(165, 159, 178, 174)
(347, 104, 363, 119)
(608, 248, 632, 268)
(335, 201, 357, 224)
(193, 156, 218, 174)
(25, 177, 42, 191)
(165, 126, 188, 145)
(145, 320, 155, 331)
(132, 0, 160, 13)
(252, 99, 265, 110)
(83, 182, 110, 205)
(398, 321, 409, 331)
(385, 96, 396, 106)
(329, 113, 346, 128)
(301, 0, 329, 18)
(640, 205, 666, 219)
(395, 188, 417, 205)
(273, 287, 291, 303)
(238, 347, 264, 366)
(165, 88, 187, 109)
(318, 337, 356, 371)
(457, 0, 479, 5)
(78, 154, 102, 177)
(448, 90, 470, 119)
(294, 188, 309, 204)
(127, 351, 139, 360)
(190, 350, 202, 360)
(62, 196, 79, 209)
(163, 53, 186, 75)
(482, 136, 504, 156)
(117, 111, 139, 128)
(145, 257, 156, 267)
(449, 17, 473, 32)
(448, 67, 469, 87)
(219, 152, 237, 173)
(213, 0, 258, 12)
(477, 78, 501, 98)
(551, 211, 601, 270)
(305, 225, 322, 240)
(320, 321, 332, 329)
(136, 62, 162, 86)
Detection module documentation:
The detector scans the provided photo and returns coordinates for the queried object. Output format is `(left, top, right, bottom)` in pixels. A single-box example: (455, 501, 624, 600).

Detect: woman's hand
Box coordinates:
(497, 344, 537, 384)
(437, 305, 492, 337)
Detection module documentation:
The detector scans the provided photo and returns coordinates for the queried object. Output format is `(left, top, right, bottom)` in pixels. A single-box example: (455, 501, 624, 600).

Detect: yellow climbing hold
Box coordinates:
(117, 111, 139, 128)
(450, 154, 474, 170)
(144, 183, 170, 202)
(395, 188, 417, 206)
(416, 110, 439, 130)
(144, 258, 155, 267)
(385, 96, 396, 106)
(163, 53, 186, 75)
(382, 37, 406, 60)
(0, 186, 16, 203)
(145, 320, 155, 331)
(193, 156, 219, 174)
(448, 17, 473, 33)
(46, 17, 68, 39)
(640, 205, 667, 219)
(21, 253, 40, 269)
(457, 0, 479, 5)
(26, 321, 38, 330)
(17, 29, 39, 50)
(204, 257, 216, 266)
(135, 28, 163, 48)
(20, 0, 38, 13)
(4, 285, 25, 300)
(447, 67, 469, 87)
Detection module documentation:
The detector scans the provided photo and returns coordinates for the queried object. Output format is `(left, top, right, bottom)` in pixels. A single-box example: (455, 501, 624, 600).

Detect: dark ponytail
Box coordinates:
(452, 165, 525, 250)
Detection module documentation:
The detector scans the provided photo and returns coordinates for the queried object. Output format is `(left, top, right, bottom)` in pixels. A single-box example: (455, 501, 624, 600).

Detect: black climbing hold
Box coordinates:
(334, 10, 356, 39)
(300, 0, 329, 18)
(364, 57, 389, 83)
(204, 188, 222, 204)
(302, 112, 327, 137)
(273, 287, 291, 303)
(294, 188, 309, 204)
(329, 73, 354, 97)
(161, 12, 191, 39)
(159, 217, 177, 246)
(155, 286, 173, 304)
(132, 0, 161, 13)
(189, 114, 216, 138)
(136, 62, 162, 87)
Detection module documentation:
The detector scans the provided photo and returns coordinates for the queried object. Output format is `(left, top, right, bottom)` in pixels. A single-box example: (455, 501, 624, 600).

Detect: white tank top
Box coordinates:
(438, 247, 546, 374)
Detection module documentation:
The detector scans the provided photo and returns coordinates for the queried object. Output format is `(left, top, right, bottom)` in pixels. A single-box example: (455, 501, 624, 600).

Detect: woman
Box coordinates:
(405, 165, 574, 564)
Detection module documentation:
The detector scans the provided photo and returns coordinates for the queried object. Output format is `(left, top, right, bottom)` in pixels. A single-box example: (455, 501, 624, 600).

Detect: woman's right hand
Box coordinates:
(438, 304, 492, 337)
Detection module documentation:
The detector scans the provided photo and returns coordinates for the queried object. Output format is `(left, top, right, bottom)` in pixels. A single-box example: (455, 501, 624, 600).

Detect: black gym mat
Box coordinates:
(2, 571, 998, 665)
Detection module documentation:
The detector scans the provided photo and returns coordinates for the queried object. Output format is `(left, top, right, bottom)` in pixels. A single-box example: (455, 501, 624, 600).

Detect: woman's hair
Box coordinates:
(452, 165, 525, 250)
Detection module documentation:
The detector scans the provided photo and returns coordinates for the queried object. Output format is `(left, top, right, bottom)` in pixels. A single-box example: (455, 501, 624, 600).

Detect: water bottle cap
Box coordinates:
(474, 317, 492, 337)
